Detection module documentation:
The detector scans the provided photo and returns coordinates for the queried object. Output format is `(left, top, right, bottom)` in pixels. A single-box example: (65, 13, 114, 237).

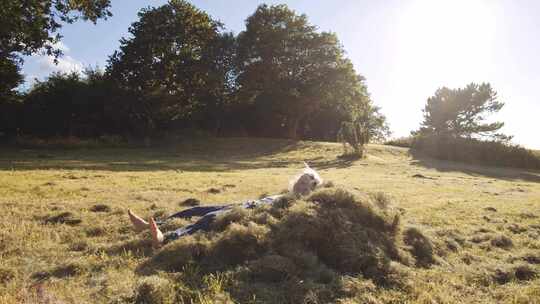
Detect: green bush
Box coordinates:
(412, 135, 540, 169)
(385, 137, 413, 148)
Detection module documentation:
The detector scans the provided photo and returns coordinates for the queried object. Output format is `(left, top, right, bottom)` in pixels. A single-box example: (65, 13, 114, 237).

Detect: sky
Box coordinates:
(21, 0, 540, 149)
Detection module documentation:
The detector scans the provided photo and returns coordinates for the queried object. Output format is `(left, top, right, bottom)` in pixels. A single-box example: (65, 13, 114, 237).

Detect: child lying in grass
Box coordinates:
(128, 163, 323, 248)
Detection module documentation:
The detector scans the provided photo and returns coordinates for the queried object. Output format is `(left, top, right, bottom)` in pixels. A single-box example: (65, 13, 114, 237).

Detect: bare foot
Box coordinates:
(149, 217, 164, 248)
(128, 209, 149, 232)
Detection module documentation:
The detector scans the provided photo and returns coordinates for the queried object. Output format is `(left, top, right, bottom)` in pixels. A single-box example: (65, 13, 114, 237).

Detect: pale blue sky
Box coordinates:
(21, 0, 540, 149)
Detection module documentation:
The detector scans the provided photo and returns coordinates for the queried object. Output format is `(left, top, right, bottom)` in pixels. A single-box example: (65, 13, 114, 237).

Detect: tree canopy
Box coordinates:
(107, 0, 234, 136)
(1, 2, 389, 144)
(20, 69, 120, 137)
(417, 83, 508, 141)
(236, 4, 375, 139)
(0, 0, 112, 101)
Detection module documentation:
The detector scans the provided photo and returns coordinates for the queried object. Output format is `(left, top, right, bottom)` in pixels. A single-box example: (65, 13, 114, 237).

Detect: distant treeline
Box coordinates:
(0, 2, 388, 142)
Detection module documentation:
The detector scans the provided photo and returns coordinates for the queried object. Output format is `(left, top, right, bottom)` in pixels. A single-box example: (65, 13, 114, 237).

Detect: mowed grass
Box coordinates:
(1, 138, 539, 303)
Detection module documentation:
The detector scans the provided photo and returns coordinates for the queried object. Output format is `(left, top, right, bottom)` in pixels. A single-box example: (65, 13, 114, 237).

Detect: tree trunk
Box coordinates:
(286, 117, 300, 140)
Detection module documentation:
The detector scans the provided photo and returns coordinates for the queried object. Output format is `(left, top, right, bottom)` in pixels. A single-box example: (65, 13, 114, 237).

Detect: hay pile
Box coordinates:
(134, 189, 437, 303)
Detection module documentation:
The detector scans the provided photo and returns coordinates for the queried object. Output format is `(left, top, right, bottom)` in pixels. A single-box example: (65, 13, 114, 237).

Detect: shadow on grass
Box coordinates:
(105, 238, 154, 258)
(0, 138, 355, 172)
(312, 156, 359, 170)
(410, 150, 540, 183)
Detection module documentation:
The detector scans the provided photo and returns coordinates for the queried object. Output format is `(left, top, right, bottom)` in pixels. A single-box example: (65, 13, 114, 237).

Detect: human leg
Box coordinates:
(149, 217, 164, 248)
(162, 211, 221, 244)
(128, 209, 150, 232)
(164, 205, 231, 220)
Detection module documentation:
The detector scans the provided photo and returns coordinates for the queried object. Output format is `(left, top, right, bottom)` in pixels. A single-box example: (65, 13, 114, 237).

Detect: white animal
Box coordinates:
(290, 162, 323, 196)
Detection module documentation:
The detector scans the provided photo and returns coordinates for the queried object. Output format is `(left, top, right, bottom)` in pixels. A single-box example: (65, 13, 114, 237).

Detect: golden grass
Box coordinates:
(1, 138, 539, 303)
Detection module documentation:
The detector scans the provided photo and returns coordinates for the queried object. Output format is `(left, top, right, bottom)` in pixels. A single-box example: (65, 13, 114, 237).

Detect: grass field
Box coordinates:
(1, 138, 539, 303)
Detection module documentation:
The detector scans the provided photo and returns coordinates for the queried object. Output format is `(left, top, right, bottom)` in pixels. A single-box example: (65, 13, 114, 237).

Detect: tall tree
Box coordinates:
(236, 4, 372, 139)
(0, 55, 24, 137)
(418, 83, 509, 141)
(107, 0, 232, 136)
(0, 0, 112, 100)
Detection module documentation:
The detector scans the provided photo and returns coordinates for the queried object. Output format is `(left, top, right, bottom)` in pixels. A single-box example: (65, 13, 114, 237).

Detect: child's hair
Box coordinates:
(289, 162, 323, 196)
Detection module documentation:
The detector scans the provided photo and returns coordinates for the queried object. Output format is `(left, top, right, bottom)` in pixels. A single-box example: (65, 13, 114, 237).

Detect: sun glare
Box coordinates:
(379, 0, 500, 138)
(396, 0, 497, 84)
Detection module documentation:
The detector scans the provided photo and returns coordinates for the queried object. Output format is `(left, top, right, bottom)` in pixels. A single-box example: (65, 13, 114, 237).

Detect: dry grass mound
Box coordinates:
(403, 227, 437, 267)
(42, 211, 82, 226)
(89, 203, 111, 213)
(133, 189, 437, 303)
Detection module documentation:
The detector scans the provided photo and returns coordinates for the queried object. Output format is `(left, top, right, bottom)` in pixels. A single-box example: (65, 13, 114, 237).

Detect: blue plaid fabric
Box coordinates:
(162, 195, 281, 243)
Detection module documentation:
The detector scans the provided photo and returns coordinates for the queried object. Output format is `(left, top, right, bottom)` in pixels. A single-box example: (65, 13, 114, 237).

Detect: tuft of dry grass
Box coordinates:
(491, 234, 514, 249)
(89, 204, 111, 213)
(403, 227, 437, 267)
(43, 211, 82, 226)
(134, 275, 176, 304)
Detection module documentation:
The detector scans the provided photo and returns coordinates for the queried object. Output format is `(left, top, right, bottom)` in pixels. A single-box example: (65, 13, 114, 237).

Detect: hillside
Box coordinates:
(1, 138, 539, 303)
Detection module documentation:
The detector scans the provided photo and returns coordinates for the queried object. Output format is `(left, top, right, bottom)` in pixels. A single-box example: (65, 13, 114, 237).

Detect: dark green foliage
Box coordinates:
(0, 0, 111, 101)
(5, 2, 388, 143)
(107, 0, 233, 137)
(337, 121, 366, 156)
(418, 83, 507, 141)
(0, 55, 24, 139)
(412, 135, 540, 169)
(411, 83, 540, 169)
(236, 4, 386, 140)
(355, 102, 391, 143)
(337, 102, 390, 156)
(20, 69, 122, 138)
(0, 56, 24, 109)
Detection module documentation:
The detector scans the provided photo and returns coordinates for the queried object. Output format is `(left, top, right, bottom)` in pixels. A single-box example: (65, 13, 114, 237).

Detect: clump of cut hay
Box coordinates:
(322, 180, 335, 188)
(89, 203, 111, 212)
(403, 227, 437, 267)
(370, 192, 392, 209)
(490, 234, 513, 249)
(491, 264, 537, 285)
(85, 226, 107, 237)
(514, 265, 537, 281)
(134, 275, 176, 304)
(43, 212, 82, 226)
(469, 262, 538, 287)
(0, 267, 15, 284)
(179, 198, 200, 207)
(69, 240, 89, 252)
(158, 218, 191, 232)
(137, 189, 436, 303)
(33, 260, 88, 280)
